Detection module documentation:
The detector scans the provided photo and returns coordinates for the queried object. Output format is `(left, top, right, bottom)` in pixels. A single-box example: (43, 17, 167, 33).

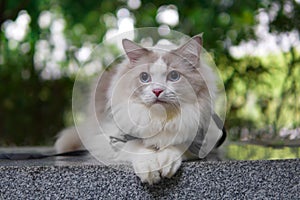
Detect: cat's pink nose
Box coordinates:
(152, 88, 164, 97)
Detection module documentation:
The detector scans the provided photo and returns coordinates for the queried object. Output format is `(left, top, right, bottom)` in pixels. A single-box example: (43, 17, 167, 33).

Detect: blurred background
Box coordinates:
(0, 0, 299, 159)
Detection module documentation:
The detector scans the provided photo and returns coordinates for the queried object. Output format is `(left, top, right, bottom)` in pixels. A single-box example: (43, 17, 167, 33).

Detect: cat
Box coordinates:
(55, 34, 226, 184)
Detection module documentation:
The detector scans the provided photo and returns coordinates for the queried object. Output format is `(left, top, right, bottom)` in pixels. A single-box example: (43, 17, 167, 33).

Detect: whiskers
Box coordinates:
(142, 90, 180, 107)
(161, 91, 177, 101)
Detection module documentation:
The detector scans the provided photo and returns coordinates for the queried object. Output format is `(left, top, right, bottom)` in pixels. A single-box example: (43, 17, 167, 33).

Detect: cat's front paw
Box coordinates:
(132, 147, 183, 184)
(132, 154, 161, 185)
(157, 147, 182, 178)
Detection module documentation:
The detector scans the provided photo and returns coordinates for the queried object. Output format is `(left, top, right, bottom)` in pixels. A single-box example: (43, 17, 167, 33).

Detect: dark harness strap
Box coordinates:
(109, 134, 140, 144)
(213, 113, 227, 147)
(110, 113, 227, 149)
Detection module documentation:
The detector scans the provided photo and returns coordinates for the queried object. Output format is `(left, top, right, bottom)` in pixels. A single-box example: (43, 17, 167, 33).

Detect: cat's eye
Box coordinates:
(167, 70, 180, 82)
(140, 72, 151, 83)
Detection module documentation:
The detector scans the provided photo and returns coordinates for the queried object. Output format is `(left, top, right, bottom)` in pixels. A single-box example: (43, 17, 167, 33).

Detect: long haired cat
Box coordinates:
(55, 35, 225, 184)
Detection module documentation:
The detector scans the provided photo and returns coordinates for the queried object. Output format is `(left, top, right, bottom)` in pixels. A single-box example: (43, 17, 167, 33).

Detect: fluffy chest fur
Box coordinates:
(110, 100, 201, 149)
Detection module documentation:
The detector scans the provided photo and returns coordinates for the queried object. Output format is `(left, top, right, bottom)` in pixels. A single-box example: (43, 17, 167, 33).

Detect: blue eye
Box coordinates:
(140, 72, 151, 83)
(167, 70, 180, 82)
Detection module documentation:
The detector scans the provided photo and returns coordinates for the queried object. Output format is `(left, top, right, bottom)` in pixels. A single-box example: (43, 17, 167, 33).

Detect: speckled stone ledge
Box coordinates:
(0, 155, 299, 199)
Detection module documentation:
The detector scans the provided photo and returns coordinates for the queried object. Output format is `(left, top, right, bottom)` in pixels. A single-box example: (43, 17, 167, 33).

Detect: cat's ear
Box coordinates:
(173, 34, 203, 66)
(122, 39, 151, 63)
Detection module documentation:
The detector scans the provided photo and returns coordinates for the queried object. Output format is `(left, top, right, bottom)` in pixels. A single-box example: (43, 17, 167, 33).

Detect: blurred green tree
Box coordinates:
(0, 0, 299, 145)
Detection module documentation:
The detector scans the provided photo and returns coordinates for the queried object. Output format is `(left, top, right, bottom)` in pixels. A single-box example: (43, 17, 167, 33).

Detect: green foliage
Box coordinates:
(0, 0, 299, 145)
(225, 143, 300, 160)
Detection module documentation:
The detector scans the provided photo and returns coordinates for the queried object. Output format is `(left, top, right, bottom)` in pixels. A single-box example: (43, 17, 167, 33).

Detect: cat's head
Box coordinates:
(107, 34, 213, 120)
(118, 35, 210, 108)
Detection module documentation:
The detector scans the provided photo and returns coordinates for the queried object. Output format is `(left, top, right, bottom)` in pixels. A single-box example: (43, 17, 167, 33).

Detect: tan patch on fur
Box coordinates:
(166, 107, 179, 121)
(162, 52, 208, 97)
(128, 52, 159, 68)
(94, 67, 116, 120)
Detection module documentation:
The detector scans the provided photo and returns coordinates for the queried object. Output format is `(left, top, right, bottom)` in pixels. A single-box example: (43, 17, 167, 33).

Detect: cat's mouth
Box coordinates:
(153, 99, 167, 104)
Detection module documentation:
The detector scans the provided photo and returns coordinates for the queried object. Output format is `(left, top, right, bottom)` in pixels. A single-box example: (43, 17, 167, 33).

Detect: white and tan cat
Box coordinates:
(55, 35, 224, 184)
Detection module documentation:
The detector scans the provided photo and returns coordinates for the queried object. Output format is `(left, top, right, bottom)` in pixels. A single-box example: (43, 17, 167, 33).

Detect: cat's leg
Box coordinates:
(117, 140, 161, 184)
(157, 145, 185, 179)
(118, 141, 186, 184)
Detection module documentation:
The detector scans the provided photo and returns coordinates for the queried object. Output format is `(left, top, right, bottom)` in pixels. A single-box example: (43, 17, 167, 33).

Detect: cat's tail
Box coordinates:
(54, 127, 83, 153)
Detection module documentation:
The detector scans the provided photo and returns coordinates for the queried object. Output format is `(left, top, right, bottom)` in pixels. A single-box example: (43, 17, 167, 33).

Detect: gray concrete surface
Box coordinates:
(0, 148, 299, 199)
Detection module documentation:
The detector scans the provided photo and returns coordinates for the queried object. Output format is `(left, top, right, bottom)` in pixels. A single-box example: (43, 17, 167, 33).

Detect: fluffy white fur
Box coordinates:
(55, 35, 219, 184)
